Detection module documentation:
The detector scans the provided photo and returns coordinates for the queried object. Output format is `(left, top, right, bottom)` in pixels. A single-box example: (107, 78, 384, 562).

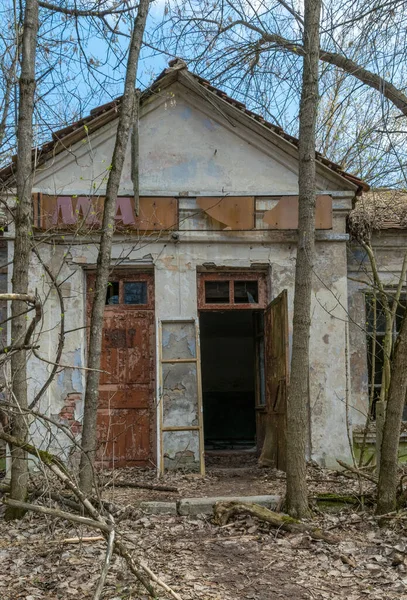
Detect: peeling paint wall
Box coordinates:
(33, 83, 355, 198)
(7, 240, 87, 464)
(19, 222, 357, 469)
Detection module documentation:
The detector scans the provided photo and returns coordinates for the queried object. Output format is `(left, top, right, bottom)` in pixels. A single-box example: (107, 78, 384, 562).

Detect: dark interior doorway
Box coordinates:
(200, 311, 257, 450)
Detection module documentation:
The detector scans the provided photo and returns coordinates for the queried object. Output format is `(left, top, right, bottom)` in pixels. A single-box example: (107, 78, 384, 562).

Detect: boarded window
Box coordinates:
(34, 194, 178, 231)
(261, 195, 333, 230)
(197, 197, 254, 230)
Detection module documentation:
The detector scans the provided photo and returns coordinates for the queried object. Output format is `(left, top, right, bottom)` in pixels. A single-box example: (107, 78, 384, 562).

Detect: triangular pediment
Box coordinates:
(33, 79, 356, 196)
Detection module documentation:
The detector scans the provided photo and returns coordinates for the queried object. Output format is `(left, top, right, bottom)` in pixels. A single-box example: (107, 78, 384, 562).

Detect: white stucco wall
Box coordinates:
(33, 83, 354, 198)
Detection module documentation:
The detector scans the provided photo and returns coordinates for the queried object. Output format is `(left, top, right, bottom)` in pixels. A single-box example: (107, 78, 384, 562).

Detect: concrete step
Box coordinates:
(139, 494, 280, 516)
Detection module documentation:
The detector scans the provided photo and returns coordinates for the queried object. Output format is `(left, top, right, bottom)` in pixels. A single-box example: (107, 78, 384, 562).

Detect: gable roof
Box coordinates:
(0, 58, 369, 193)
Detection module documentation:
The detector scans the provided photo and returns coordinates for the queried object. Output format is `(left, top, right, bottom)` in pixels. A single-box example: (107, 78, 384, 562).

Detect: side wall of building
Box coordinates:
(348, 231, 407, 454)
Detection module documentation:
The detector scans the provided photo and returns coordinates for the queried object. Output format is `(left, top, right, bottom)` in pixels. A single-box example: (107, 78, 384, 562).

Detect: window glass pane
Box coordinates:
(366, 291, 407, 420)
(106, 281, 119, 305)
(234, 281, 258, 304)
(367, 334, 385, 385)
(395, 295, 406, 333)
(365, 294, 387, 333)
(124, 282, 147, 305)
(205, 281, 229, 303)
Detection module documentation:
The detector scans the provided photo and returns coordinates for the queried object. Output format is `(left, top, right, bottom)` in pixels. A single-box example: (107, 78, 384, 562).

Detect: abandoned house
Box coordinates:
(1, 59, 406, 473)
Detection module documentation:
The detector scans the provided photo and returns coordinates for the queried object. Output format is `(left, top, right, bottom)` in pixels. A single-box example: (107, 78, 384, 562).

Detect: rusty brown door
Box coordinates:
(87, 273, 155, 468)
(259, 289, 289, 471)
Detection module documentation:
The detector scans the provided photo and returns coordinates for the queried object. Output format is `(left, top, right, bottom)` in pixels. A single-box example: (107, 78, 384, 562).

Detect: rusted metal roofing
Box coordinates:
(0, 58, 369, 193)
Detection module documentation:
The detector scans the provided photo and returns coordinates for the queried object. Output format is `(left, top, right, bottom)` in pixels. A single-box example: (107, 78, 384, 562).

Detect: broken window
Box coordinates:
(234, 281, 258, 304)
(199, 273, 266, 309)
(366, 291, 406, 418)
(124, 282, 147, 305)
(106, 282, 119, 305)
(205, 281, 230, 304)
(99, 274, 154, 308)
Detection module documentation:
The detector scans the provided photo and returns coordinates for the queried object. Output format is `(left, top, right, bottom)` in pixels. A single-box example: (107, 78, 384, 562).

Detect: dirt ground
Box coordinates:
(1, 465, 407, 600)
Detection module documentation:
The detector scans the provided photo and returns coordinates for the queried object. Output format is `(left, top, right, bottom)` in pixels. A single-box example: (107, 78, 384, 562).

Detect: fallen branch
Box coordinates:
(58, 537, 105, 544)
(3, 498, 112, 532)
(93, 515, 115, 600)
(213, 501, 339, 544)
(337, 459, 378, 483)
(310, 493, 374, 506)
(1, 481, 83, 512)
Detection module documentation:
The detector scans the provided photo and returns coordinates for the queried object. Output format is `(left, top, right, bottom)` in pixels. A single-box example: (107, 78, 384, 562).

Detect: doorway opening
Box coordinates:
(199, 310, 260, 451)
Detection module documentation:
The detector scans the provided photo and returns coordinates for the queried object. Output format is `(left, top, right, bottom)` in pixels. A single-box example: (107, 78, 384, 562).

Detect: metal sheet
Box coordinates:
(197, 196, 254, 230)
(263, 195, 333, 229)
(36, 194, 178, 231)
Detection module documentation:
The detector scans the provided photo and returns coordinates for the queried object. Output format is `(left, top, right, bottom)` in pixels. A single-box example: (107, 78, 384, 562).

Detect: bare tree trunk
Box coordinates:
(286, 0, 321, 519)
(6, 0, 39, 521)
(79, 0, 150, 494)
(376, 310, 407, 514)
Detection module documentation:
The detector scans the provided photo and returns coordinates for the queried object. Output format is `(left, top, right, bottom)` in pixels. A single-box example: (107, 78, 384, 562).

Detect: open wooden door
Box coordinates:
(259, 290, 289, 471)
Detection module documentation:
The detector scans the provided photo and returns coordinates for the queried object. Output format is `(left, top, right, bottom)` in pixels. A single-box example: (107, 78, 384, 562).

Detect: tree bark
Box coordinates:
(376, 310, 407, 514)
(285, 0, 321, 519)
(79, 0, 150, 494)
(6, 0, 39, 521)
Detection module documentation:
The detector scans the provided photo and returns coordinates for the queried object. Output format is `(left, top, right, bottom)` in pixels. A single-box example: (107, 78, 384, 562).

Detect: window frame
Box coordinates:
(88, 271, 154, 311)
(365, 289, 406, 417)
(197, 272, 267, 310)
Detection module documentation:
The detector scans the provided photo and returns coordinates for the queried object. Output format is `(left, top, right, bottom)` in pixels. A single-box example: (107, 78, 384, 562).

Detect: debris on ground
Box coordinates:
(1, 464, 406, 599)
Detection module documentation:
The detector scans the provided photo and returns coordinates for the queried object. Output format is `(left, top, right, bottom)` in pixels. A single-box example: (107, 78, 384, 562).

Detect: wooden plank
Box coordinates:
(197, 196, 254, 230)
(195, 319, 205, 477)
(161, 358, 198, 364)
(159, 319, 205, 474)
(162, 426, 201, 432)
